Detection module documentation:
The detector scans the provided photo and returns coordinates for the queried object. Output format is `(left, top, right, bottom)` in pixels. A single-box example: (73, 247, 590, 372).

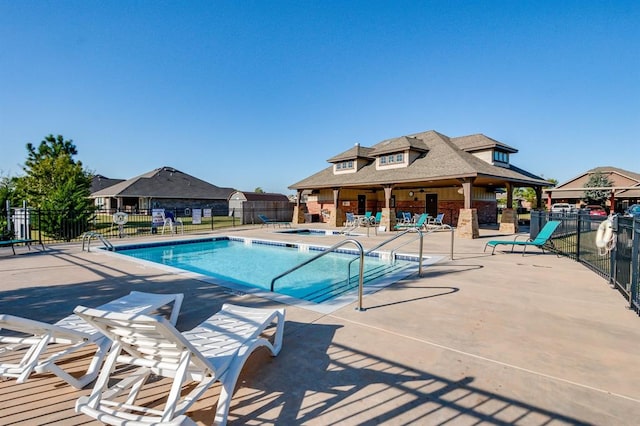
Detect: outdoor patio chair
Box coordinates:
(0, 291, 184, 389)
(395, 213, 428, 230)
(426, 213, 445, 229)
(161, 210, 184, 235)
(0, 238, 45, 255)
(258, 214, 291, 228)
(344, 212, 357, 227)
(484, 220, 561, 255)
(373, 212, 382, 225)
(74, 303, 285, 426)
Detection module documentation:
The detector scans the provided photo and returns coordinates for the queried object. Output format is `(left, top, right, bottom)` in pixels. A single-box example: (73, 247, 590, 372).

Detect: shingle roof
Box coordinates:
(450, 133, 518, 153)
(327, 144, 375, 162)
(550, 166, 640, 199)
(290, 130, 549, 189)
(90, 175, 125, 193)
(91, 166, 235, 199)
(230, 191, 290, 202)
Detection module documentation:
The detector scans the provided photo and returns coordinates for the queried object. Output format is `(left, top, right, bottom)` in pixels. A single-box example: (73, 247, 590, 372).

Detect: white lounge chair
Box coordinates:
(74, 303, 285, 426)
(161, 210, 184, 235)
(0, 291, 184, 389)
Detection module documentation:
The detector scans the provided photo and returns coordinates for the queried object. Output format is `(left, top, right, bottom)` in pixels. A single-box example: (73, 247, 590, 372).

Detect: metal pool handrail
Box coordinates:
(270, 239, 366, 310)
(81, 231, 114, 252)
(348, 228, 425, 280)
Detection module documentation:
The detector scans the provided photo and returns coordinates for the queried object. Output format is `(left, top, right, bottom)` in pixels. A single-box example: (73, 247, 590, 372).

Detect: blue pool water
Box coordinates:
(114, 237, 417, 305)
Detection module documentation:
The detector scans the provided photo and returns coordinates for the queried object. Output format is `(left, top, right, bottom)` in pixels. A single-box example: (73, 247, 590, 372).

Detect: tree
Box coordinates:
(0, 172, 18, 239)
(583, 172, 613, 205)
(254, 187, 265, 193)
(15, 135, 94, 241)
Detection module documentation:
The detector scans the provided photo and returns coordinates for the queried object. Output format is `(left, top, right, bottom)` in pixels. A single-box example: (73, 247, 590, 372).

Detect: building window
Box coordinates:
(335, 160, 354, 170)
(493, 151, 509, 163)
(378, 151, 407, 168)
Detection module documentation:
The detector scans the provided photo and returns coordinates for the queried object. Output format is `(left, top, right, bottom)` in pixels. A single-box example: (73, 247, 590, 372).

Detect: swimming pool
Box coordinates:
(111, 237, 435, 313)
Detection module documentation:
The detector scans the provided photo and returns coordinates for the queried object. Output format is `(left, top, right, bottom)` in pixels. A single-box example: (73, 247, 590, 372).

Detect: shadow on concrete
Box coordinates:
(225, 322, 592, 425)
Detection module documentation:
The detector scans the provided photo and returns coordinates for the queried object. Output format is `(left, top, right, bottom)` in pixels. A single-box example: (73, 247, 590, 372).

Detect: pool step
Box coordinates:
(300, 262, 412, 303)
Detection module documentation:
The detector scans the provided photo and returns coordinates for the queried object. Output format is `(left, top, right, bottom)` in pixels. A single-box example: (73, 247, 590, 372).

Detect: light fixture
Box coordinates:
(408, 191, 414, 197)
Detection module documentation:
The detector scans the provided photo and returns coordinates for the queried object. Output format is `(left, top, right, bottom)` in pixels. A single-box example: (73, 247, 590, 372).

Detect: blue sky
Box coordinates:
(1, 1, 638, 194)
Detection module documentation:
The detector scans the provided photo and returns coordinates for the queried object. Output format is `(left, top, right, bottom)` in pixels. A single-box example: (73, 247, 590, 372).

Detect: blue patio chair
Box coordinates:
(395, 213, 428, 230)
(484, 220, 561, 255)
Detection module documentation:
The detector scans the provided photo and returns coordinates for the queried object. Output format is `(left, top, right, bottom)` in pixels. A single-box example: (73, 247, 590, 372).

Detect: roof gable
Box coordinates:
(91, 166, 235, 199)
(327, 143, 375, 162)
(450, 133, 518, 153)
(555, 166, 640, 189)
(370, 136, 429, 156)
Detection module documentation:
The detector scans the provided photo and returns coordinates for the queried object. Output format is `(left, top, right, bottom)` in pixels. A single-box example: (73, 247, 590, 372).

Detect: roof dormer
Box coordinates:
(450, 134, 517, 168)
(327, 143, 374, 174)
(370, 136, 428, 170)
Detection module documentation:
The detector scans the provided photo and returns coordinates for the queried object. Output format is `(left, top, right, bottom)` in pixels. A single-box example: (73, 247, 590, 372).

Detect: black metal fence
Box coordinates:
(530, 210, 640, 314)
(2, 207, 292, 245)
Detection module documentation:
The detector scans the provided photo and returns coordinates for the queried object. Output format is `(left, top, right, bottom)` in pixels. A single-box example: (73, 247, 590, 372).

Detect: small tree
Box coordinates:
(254, 187, 265, 193)
(15, 135, 94, 241)
(583, 172, 613, 206)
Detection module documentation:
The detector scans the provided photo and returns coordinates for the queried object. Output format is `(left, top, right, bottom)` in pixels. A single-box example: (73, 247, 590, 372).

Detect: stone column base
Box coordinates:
(499, 208, 519, 233)
(380, 208, 395, 231)
(331, 207, 343, 228)
(457, 208, 479, 239)
(292, 206, 304, 225)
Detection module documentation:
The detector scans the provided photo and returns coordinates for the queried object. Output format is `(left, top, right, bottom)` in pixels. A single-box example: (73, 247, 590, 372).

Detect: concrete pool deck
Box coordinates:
(1, 224, 640, 425)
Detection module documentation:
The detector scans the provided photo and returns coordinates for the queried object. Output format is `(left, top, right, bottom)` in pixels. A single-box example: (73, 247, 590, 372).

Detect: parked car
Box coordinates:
(585, 205, 607, 217)
(551, 203, 574, 213)
(624, 204, 640, 218)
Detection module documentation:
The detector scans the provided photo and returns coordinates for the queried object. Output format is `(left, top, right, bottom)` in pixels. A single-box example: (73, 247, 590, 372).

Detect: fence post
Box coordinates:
(609, 215, 618, 287)
(630, 218, 639, 311)
(576, 213, 582, 261)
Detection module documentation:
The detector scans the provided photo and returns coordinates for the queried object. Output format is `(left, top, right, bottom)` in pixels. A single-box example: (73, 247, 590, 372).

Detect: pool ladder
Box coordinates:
(270, 239, 366, 310)
(81, 231, 114, 252)
(270, 226, 454, 311)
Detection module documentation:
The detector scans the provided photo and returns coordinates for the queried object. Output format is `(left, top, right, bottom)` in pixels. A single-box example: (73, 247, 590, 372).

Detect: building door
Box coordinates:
(357, 195, 366, 215)
(425, 194, 438, 218)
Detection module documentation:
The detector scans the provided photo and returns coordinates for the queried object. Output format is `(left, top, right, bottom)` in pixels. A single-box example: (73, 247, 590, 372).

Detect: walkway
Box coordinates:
(1, 225, 639, 425)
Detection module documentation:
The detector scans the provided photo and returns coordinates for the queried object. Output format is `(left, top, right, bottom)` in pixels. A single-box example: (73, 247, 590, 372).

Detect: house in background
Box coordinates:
(228, 191, 293, 224)
(289, 130, 551, 237)
(90, 166, 235, 215)
(545, 166, 640, 213)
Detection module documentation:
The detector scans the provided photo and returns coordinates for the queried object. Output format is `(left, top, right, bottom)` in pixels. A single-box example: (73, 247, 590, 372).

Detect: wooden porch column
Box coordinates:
(609, 190, 616, 214)
(381, 185, 395, 231)
(535, 186, 543, 209)
(331, 188, 341, 227)
(292, 189, 304, 224)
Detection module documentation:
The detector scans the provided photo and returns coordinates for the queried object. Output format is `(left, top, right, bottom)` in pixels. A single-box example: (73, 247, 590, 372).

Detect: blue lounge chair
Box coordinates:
(395, 213, 428, 230)
(373, 212, 382, 225)
(258, 214, 291, 228)
(0, 238, 44, 255)
(426, 213, 445, 229)
(484, 220, 561, 255)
